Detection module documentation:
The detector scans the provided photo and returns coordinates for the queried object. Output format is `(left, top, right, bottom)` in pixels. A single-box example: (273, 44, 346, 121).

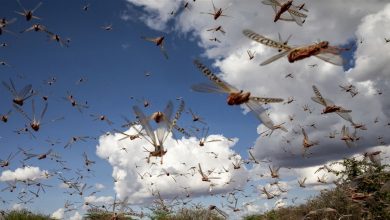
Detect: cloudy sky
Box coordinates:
(0, 0, 389, 219)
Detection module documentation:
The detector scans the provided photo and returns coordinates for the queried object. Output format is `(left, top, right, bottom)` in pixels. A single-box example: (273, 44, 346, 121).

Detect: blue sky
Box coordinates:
(1, 0, 390, 219)
(0, 0, 261, 215)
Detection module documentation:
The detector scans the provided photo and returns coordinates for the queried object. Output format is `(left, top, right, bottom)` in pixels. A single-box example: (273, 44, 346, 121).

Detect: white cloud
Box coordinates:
(95, 183, 105, 190)
(51, 208, 65, 220)
(69, 211, 82, 220)
(121, 0, 390, 168)
(0, 166, 47, 182)
(124, 0, 185, 30)
(11, 203, 23, 211)
(84, 195, 114, 205)
(111, 1, 390, 217)
(96, 126, 248, 204)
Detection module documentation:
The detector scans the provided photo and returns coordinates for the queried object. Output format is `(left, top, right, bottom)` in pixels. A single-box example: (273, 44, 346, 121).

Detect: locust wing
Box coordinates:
(243, 29, 292, 51)
(260, 50, 292, 66)
(156, 101, 173, 144)
(191, 83, 228, 94)
(13, 104, 32, 121)
(133, 106, 157, 146)
(198, 163, 206, 178)
(18, 84, 33, 100)
(315, 53, 344, 66)
(287, 6, 307, 26)
(160, 46, 169, 60)
(245, 100, 274, 130)
(336, 111, 353, 123)
(301, 128, 308, 140)
(311, 85, 327, 106)
(193, 60, 237, 93)
(141, 37, 158, 44)
(249, 97, 284, 103)
(2, 80, 16, 96)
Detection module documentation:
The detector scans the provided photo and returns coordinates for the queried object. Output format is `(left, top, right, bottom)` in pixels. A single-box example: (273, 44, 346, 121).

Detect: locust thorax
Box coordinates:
(13, 98, 24, 106)
(322, 105, 340, 114)
(1, 161, 9, 167)
(33, 24, 40, 31)
(1, 115, 7, 122)
(227, 91, 250, 105)
(26, 12, 33, 21)
(156, 37, 164, 46)
(151, 112, 164, 123)
(31, 122, 40, 131)
(150, 149, 167, 157)
(288, 41, 330, 63)
(317, 41, 329, 49)
(341, 135, 350, 141)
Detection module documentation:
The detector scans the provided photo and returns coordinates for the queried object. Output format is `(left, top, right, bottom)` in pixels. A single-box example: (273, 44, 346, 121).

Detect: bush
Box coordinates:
(2, 209, 53, 220)
(244, 157, 390, 220)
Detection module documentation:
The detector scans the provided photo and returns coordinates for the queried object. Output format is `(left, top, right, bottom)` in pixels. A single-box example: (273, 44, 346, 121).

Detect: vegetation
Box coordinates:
(244, 156, 390, 220)
(1, 209, 53, 220)
(2, 157, 388, 220)
(146, 207, 224, 220)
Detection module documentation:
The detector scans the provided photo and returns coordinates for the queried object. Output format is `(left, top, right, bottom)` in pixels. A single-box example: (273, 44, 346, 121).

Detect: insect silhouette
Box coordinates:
(20, 23, 47, 33)
(0, 151, 19, 168)
(188, 108, 206, 124)
(311, 85, 353, 123)
(247, 50, 255, 60)
(14, 99, 48, 132)
(207, 26, 226, 34)
(23, 149, 53, 160)
(101, 23, 112, 31)
(198, 127, 222, 147)
(301, 127, 318, 156)
(132, 101, 182, 164)
(2, 79, 34, 106)
(90, 114, 114, 125)
(198, 163, 220, 182)
(192, 60, 285, 132)
(0, 18, 17, 36)
(142, 36, 169, 59)
(269, 165, 280, 178)
(15, 0, 42, 21)
(63, 92, 89, 112)
(0, 110, 12, 123)
(298, 177, 307, 188)
(262, 0, 307, 26)
(201, 0, 230, 20)
(339, 84, 358, 97)
(243, 29, 347, 66)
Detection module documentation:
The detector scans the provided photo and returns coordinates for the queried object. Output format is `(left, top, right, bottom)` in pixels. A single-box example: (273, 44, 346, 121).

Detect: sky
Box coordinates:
(0, 0, 390, 219)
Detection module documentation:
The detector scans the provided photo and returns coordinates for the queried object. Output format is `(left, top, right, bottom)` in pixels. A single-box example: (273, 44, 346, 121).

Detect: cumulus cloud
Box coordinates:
(246, 3, 390, 168)
(0, 166, 47, 182)
(124, 0, 185, 30)
(109, 1, 390, 217)
(95, 183, 105, 190)
(121, 0, 390, 170)
(84, 195, 114, 205)
(69, 211, 82, 220)
(11, 203, 23, 211)
(96, 125, 248, 203)
(51, 208, 65, 220)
